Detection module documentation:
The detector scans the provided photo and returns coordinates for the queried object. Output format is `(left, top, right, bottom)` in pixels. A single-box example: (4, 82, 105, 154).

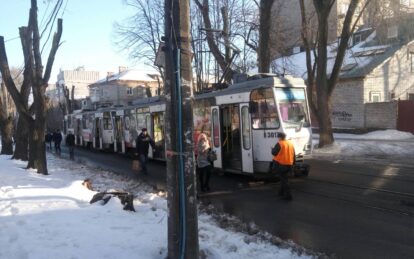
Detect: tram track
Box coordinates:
(305, 177, 414, 198)
(293, 188, 414, 217)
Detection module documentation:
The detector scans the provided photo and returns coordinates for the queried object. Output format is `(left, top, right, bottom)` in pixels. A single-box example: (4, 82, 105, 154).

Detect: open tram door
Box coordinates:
(210, 106, 223, 169)
(113, 110, 125, 153)
(93, 112, 103, 150)
(240, 103, 254, 173)
(220, 104, 242, 172)
(151, 112, 165, 160)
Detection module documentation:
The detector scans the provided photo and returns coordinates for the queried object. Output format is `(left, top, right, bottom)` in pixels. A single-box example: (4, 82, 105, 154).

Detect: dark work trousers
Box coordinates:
(138, 154, 149, 174)
(276, 164, 292, 199)
(197, 165, 212, 192)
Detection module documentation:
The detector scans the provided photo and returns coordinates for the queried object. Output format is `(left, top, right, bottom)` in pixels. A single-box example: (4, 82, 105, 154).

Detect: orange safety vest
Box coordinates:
(273, 140, 295, 166)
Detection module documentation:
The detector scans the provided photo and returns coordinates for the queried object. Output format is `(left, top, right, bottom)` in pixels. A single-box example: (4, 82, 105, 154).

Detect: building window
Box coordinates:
(408, 93, 414, 101)
(353, 34, 362, 45)
(127, 87, 133, 95)
(387, 26, 398, 39)
(370, 92, 381, 102)
(292, 46, 300, 54)
(400, 0, 410, 7)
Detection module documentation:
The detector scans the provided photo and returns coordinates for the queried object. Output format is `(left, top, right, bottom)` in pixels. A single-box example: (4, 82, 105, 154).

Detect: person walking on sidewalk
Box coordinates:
(197, 133, 212, 192)
(271, 132, 295, 201)
(53, 129, 63, 155)
(135, 128, 155, 175)
(65, 131, 75, 160)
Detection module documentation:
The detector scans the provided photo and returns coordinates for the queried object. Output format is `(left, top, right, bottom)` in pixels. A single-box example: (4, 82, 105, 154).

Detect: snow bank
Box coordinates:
(312, 130, 414, 164)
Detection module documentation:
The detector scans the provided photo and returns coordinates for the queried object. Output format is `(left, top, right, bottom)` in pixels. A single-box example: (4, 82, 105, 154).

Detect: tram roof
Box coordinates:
(194, 75, 305, 100)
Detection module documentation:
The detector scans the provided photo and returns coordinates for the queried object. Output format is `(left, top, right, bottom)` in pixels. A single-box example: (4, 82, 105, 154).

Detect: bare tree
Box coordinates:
(194, 0, 238, 83)
(0, 0, 63, 174)
(114, 0, 165, 84)
(300, 0, 370, 147)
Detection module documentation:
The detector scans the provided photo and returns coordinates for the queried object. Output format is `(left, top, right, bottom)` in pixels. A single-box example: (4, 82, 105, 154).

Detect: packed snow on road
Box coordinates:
(0, 154, 312, 259)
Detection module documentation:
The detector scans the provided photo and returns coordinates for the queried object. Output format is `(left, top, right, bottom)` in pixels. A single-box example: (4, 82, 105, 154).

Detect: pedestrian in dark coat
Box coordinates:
(53, 129, 63, 155)
(271, 132, 295, 201)
(65, 131, 75, 160)
(135, 128, 155, 174)
(45, 132, 53, 150)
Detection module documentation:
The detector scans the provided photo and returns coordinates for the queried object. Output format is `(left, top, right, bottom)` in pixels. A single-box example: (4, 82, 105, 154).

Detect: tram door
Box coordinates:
(210, 106, 222, 168)
(93, 116, 102, 149)
(152, 112, 165, 160)
(240, 104, 253, 173)
(114, 113, 124, 153)
(220, 104, 242, 171)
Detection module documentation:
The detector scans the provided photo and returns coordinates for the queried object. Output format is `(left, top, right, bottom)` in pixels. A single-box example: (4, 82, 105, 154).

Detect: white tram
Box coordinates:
(63, 74, 312, 175)
(194, 75, 312, 174)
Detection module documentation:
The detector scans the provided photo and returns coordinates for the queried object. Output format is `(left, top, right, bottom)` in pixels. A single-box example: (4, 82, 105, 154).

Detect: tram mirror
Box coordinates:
(249, 101, 258, 113)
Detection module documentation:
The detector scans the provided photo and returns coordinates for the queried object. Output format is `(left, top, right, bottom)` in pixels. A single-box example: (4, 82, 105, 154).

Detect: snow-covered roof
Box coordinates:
(273, 31, 404, 80)
(92, 69, 159, 85)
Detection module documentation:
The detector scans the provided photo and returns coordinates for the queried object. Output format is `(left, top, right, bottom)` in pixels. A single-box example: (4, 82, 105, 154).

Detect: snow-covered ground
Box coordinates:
(0, 154, 312, 259)
(1, 129, 413, 259)
(312, 130, 414, 165)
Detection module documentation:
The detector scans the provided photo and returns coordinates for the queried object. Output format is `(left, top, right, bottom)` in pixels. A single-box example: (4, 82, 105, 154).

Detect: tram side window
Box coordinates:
(103, 113, 112, 130)
(250, 88, 280, 129)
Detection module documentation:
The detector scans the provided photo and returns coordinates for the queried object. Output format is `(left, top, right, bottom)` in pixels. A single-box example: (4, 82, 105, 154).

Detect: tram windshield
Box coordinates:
(275, 88, 310, 127)
(250, 88, 280, 129)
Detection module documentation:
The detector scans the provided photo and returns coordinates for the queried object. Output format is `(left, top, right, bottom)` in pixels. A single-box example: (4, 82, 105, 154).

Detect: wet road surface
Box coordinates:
(56, 146, 414, 258)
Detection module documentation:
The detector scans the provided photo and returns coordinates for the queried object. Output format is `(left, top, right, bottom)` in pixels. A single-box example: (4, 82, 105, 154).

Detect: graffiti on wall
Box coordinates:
(332, 110, 353, 122)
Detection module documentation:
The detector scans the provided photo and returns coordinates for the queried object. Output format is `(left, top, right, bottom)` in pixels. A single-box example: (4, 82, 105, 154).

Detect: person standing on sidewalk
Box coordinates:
(135, 128, 155, 175)
(53, 129, 63, 155)
(271, 132, 295, 201)
(65, 131, 75, 160)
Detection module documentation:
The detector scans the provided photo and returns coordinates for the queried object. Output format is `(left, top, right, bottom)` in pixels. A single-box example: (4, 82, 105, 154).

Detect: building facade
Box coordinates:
(88, 69, 161, 108)
(55, 67, 100, 102)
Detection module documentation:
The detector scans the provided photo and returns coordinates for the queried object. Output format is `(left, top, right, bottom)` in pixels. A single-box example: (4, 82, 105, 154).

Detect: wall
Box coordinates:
(330, 79, 366, 128)
(365, 101, 398, 129)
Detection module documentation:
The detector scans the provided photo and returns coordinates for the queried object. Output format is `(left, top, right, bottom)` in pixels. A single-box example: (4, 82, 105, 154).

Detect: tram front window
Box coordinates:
(275, 88, 310, 127)
(250, 88, 280, 129)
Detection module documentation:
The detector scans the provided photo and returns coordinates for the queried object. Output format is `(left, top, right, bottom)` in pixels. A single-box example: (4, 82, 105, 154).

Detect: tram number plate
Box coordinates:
(264, 132, 277, 138)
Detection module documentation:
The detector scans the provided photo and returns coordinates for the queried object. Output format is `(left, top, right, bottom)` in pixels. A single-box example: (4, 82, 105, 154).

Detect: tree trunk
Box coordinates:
(27, 119, 36, 169)
(12, 116, 29, 160)
(313, 0, 334, 147)
(32, 115, 47, 174)
(0, 116, 14, 155)
(258, 0, 274, 73)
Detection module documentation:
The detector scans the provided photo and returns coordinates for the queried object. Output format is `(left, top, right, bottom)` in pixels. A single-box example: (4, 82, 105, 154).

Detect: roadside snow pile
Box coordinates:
(0, 155, 311, 259)
(312, 130, 414, 164)
(333, 129, 414, 141)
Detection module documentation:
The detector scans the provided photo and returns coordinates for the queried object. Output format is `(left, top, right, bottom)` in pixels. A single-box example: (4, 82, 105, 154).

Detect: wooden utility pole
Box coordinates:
(164, 0, 199, 258)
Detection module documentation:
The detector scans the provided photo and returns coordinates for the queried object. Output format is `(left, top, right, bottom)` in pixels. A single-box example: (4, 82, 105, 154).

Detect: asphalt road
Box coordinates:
(56, 146, 414, 259)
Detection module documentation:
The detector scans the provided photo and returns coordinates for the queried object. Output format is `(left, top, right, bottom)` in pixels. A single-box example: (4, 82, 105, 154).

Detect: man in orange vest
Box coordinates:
(271, 132, 295, 200)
